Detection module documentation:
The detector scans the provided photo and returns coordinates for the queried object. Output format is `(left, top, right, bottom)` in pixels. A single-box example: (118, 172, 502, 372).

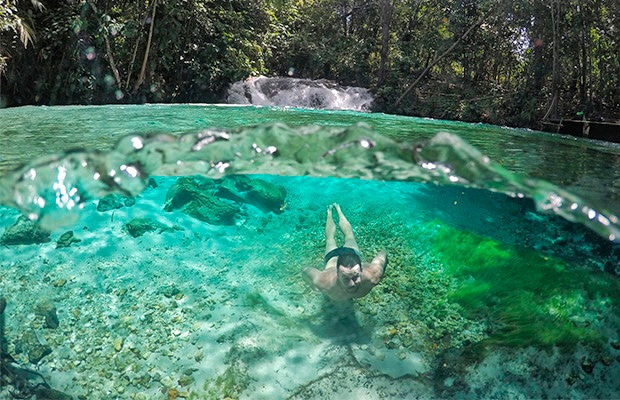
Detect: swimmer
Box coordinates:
(302, 203, 387, 301)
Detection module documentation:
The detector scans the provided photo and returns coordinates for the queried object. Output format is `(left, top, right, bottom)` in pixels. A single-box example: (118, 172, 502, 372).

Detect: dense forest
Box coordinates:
(1, 0, 618, 128)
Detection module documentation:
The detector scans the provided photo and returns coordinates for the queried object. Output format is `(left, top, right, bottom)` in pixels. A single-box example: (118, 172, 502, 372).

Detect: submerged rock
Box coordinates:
(56, 230, 81, 249)
(159, 284, 182, 299)
(0, 216, 51, 245)
(96, 193, 136, 212)
(113, 337, 123, 352)
(217, 175, 287, 213)
(164, 176, 239, 225)
(147, 177, 159, 189)
(32, 387, 73, 400)
(581, 356, 595, 374)
(28, 343, 52, 365)
(123, 218, 179, 237)
(163, 176, 217, 210)
(15, 329, 52, 364)
(216, 175, 252, 203)
(35, 300, 60, 329)
(163, 175, 287, 224)
(182, 194, 239, 225)
(245, 178, 287, 213)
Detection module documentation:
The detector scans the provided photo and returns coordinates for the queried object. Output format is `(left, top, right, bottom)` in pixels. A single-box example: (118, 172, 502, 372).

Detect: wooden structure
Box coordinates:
(540, 118, 620, 143)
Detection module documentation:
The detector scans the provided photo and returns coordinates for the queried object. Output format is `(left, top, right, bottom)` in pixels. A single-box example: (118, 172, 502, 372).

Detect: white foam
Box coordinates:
(226, 76, 373, 111)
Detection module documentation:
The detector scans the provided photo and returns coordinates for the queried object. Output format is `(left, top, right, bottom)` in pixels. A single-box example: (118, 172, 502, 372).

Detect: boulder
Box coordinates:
(216, 175, 253, 203)
(97, 193, 135, 212)
(123, 218, 179, 238)
(182, 193, 239, 225)
(0, 216, 51, 245)
(245, 178, 287, 213)
(217, 175, 286, 213)
(164, 176, 239, 225)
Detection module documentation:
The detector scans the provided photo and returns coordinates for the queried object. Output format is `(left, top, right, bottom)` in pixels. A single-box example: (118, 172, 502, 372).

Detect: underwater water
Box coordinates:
(0, 104, 619, 399)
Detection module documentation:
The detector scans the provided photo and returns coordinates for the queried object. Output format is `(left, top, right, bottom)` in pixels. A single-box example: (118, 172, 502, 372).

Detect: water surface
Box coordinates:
(0, 105, 619, 399)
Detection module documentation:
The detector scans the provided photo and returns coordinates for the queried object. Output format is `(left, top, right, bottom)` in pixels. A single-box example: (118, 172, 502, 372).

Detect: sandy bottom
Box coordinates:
(1, 175, 619, 399)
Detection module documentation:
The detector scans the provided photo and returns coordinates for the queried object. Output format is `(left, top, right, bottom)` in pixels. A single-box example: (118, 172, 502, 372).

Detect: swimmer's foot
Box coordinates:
(333, 203, 344, 218)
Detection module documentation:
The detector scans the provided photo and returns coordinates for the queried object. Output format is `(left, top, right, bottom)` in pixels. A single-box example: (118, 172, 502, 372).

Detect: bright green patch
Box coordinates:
(430, 222, 619, 349)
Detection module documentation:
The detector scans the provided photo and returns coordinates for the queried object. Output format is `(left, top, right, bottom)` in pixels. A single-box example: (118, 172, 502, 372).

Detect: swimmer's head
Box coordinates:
(336, 253, 362, 292)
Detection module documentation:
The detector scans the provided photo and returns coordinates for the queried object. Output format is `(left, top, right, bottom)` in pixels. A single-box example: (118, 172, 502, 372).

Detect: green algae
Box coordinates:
(429, 221, 620, 349)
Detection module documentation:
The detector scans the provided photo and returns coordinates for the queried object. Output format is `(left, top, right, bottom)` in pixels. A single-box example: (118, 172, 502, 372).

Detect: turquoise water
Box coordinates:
(0, 105, 619, 399)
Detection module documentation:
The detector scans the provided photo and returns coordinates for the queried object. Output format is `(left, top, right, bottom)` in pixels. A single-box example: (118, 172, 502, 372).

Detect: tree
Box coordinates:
(395, 12, 485, 106)
(133, 0, 157, 93)
(0, 0, 617, 126)
(377, 0, 395, 87)
(0, 0, 43, 74)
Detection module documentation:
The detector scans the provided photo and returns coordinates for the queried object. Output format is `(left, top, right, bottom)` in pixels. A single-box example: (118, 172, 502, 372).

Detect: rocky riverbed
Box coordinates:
(0, 175, 618, 399)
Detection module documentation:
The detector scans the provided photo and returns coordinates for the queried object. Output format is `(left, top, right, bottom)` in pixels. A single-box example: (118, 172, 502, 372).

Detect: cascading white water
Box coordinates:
(226, 76, 373, 111)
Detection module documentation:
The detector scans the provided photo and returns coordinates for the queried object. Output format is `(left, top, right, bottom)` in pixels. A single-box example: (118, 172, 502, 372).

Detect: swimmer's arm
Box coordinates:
(366, 250, 388, 285)
(302, 267, 323, 291)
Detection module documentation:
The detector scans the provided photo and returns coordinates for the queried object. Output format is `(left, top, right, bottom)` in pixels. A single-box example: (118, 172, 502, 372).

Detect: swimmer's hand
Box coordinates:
(302, 267, 320, 290)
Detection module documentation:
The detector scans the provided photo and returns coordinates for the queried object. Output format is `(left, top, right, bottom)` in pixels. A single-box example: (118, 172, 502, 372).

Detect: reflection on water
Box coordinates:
(1, 104, 619, 210)
(1, 117, 618, 241)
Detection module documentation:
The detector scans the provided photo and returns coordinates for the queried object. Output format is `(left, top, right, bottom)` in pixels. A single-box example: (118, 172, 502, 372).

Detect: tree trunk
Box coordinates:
(86, 1, 122, 88)
(125, 34, 142, 90)
(377, 0, 394, 87)
(133, 0, 158, 93)
(580, 4, 590, 105)
(544, 0, 561, 120)
(103, 35, 122, 88)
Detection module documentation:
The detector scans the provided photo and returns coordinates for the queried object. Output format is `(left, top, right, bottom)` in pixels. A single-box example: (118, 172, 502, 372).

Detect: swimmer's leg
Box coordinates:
(333, 203, 359, 251)
(325, 204, 338, 254)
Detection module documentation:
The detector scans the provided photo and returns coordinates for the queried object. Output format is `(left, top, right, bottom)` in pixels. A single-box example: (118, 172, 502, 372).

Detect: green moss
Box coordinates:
(429, 222, 620, 349)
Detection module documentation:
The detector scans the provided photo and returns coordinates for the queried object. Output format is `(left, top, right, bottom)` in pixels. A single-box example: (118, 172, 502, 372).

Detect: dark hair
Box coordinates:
(337, 253, 362, 269)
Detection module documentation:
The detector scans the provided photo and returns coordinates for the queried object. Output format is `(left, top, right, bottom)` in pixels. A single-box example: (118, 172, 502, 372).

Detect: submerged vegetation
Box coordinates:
(430, 222, 620, 349)
(353, 215, 619, 356)
(1, 0, 618, 127)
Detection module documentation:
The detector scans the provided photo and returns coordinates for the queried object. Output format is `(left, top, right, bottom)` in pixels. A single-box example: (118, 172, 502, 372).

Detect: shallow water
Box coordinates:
(0, 105, 619, 399)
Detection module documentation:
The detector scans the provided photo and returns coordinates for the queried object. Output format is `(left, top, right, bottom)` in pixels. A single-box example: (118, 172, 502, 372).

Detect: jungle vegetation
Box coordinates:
(1, 0, 618, 128)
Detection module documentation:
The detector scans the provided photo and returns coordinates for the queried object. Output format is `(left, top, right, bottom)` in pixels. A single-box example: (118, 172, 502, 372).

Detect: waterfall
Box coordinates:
(226, 76, 373, 111)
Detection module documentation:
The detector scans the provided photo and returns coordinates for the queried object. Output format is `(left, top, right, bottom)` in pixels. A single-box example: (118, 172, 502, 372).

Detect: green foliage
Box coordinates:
(430, 222, 620, 349)
(0, 0, 42, 76)
(1, 0, 618, 123)
(1, 0, 278, 104)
